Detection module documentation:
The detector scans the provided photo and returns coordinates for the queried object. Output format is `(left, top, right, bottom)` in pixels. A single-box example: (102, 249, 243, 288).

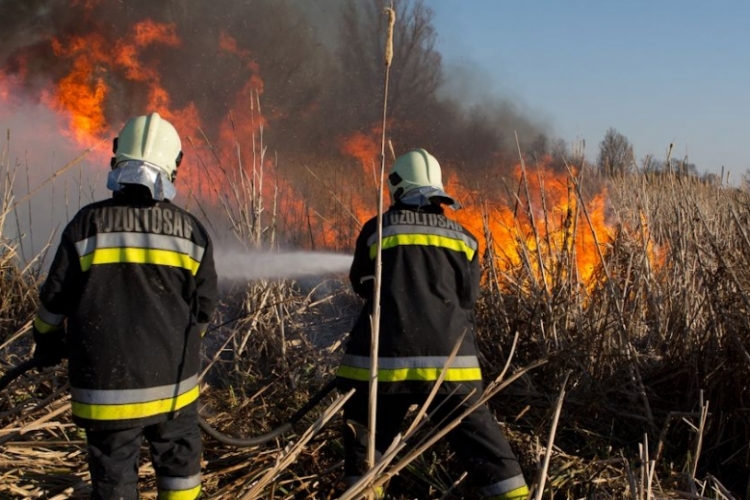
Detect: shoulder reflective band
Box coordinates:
(337, 355, 482, 382)
(75, 232, 205, 275)
(367, 225, 477, 261)
(71, 375, 199, 421)
(157, 473, 202, 500)
(33, 304, 65, 333)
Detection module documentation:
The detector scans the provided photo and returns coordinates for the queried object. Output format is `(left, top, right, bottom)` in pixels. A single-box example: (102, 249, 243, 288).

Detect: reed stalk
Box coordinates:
(366, 5, 396, 485)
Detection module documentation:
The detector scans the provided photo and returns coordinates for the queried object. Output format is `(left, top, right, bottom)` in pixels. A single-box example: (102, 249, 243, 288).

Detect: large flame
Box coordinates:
(449, 160, 615, 292)
(1, 5, 653, 287)
(341, 130, 380, 184)
(338, 142, 620, 292)
(43, 20, 182, 143)
(340, 128, 386, 217)
(23, 13, 270, 205)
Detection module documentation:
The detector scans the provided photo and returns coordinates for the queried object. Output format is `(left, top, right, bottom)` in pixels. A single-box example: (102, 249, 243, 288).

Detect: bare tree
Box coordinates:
(597, 127, 634, 176)
(335, 0, 442, 131)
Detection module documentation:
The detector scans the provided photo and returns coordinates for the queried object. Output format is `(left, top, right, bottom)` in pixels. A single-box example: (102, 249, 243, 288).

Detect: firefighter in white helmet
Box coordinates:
(337, 149, 528, 499)
(31, 112, 217, 500)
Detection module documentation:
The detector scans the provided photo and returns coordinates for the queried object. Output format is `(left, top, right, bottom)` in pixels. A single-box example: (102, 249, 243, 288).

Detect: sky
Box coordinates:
(429, 0, 750, 178)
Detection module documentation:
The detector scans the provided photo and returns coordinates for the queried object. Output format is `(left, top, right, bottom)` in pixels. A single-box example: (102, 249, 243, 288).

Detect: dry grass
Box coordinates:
(3, 116, 750, 499)
(474, 167, 750, 499)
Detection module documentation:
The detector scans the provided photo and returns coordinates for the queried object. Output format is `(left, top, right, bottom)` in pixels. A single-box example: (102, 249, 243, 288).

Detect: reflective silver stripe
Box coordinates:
(36, 304, 65, 327)
(71, 374, 198, 405)
(479, 475, 528, 497)
(157, 473, 201, 491)
(75, 232, 205, 262)
(340, 355, 480, 370)
(367, 224, 477, 251)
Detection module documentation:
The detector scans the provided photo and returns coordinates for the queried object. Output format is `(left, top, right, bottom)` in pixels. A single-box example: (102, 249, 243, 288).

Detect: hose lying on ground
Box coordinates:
(197, 379, 337, 446)
(0, 358, 338, 447)
(0, 358, 39, 393)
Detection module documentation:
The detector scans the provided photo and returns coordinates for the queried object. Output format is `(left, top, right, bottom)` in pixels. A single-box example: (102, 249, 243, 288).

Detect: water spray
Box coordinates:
(214, 249, 352, 281)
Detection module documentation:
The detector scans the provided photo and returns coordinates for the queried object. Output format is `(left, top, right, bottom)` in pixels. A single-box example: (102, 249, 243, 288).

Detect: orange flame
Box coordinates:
(341, 130, 380, 185)
(337, 133, 619, 290)
(449, 159, 615, 292)
(219, 31, 265, 97)
(37, 18, 226, 200)
(340, 127, 387, 216)
(3, 9, 642, 278)
(43, 19, 183, 144)
(0, 73, 11, 102)
(47, 34, 109, 139)
(168, 30, 270, 203)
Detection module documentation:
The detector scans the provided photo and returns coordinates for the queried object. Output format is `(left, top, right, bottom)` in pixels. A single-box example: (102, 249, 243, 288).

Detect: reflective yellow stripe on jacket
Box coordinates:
(337, 355, 482, 382)
(367, 224, 478, 262)
(33, 304, 65, 333)
(75, 232, 205, 275)
(71, 374, 199, 421)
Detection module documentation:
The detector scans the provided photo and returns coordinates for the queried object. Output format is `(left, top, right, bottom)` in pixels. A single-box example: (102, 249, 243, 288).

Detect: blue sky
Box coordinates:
(429, 1, 750, 177)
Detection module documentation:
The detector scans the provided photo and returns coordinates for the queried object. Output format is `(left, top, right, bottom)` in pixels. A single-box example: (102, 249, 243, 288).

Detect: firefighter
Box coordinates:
(31, 112, 218, 500)
(336, 149, 528, 499)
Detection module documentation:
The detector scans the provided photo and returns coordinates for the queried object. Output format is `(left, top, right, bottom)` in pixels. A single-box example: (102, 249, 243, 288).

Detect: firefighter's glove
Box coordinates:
(32, 327, 67, 368)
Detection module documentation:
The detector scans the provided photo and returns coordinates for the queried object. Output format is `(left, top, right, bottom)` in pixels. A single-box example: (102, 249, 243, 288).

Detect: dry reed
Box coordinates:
(4, 112, 750, 498)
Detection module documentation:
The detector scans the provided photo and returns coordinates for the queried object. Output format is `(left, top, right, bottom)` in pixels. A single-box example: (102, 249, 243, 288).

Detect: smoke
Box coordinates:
(0, 0, 550, 155)
(1, 0, 555, 260)
(0, 101, 110, 262)
(214, 249, 352, 281)
(1, 0, 262, 133)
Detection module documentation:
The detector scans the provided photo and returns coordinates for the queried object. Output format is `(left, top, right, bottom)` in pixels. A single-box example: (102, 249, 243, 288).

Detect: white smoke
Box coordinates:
(214, 249, 353, 281)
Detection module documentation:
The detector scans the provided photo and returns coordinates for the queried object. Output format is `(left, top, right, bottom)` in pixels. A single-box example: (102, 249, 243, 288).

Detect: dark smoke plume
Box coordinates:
(1, 0, 552, 184)
(1, 1, 319, 134)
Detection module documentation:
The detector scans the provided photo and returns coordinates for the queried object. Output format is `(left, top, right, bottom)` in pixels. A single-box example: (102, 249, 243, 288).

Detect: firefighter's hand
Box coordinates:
(32, 328, 67, 368)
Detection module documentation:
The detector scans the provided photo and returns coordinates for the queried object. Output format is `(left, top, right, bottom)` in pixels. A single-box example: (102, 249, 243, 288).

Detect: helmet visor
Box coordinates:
(107, 161, 176, 201)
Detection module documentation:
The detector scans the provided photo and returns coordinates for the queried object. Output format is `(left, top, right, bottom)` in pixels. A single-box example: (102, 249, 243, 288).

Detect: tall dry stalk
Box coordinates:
(470, 151, 750, 496)
(165, 97, 350, 498)
(533, 370, 569, 500)
(0, 132, 47, 344)
(6, 101, 750, 498)
(366, 4, 396, 482)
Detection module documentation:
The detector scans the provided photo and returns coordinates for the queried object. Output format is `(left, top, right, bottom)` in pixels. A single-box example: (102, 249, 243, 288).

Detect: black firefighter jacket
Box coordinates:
(337, 203, 484, 395)
(33, 191, 218, 430)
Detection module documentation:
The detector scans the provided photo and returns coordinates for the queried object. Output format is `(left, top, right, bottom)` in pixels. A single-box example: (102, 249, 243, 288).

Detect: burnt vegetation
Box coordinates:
(1, 0, 748, 499)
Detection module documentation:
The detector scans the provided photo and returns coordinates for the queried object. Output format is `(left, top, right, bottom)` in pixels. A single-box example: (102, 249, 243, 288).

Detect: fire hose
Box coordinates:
(0, 357, 338, 447)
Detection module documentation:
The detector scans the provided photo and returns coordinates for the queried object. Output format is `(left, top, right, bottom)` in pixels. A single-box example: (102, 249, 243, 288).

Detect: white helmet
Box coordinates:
(107, 112, 183, 200)
(387, 149, 457, 207)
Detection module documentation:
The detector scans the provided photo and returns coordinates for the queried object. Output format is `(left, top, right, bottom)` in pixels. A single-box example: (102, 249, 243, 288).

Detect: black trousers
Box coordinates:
(85, 404, 202, 500)
(342, 390, 525, 494)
